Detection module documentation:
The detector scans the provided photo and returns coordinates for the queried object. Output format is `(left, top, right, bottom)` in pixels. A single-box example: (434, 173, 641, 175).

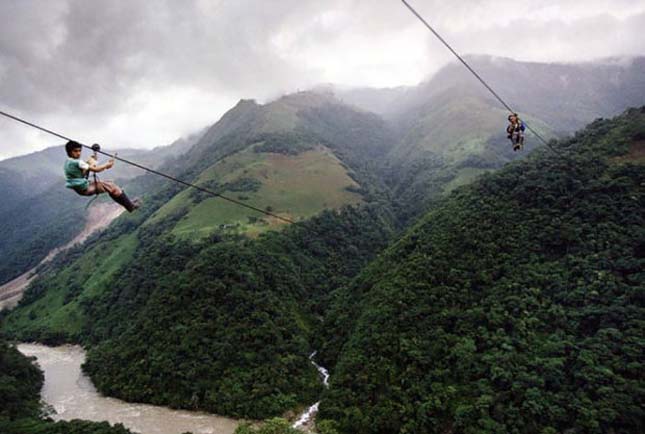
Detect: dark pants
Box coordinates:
(511, 131, 524, 145)
(509, 131, 524, 150)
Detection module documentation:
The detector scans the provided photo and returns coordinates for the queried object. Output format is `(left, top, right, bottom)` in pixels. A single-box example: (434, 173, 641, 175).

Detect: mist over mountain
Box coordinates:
(336, 56, 645, 221)
(338, 56, 645, 127)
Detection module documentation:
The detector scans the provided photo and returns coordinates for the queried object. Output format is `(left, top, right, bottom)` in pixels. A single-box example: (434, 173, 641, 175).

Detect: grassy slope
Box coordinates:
(150, 145, 362, 239)
(391, 96, 507, 161)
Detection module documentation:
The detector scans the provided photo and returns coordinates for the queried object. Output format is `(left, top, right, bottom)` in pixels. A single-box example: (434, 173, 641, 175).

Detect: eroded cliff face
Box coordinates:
(0, 202, 123, 310)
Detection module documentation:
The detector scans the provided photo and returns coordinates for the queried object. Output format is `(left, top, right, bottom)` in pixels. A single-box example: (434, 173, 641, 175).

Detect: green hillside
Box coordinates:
(317, 108, 645, 433)
(2, 92, 397, 420)
(151, 145, 362, 239)
(146, 91, 392, 240)
(2, 233, 138, 343)
(0, 185, 89, 285)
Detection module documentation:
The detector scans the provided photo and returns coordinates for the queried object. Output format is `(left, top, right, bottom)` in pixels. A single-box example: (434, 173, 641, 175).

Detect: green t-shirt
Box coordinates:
(64, 158, 90, 191)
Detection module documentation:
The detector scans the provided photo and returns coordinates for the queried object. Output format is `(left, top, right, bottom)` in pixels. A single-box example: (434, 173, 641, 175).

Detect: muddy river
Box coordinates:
(17, 343, 239, 434)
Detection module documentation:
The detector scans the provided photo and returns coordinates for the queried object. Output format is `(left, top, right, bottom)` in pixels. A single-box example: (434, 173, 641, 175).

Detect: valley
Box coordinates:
(1, 56, 644, 434)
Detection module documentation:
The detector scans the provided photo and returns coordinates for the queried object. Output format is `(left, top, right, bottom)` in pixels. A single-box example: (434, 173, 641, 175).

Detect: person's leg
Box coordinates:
(74, 183, 97, 196)
(96, 180, 122, 198)
(100, 180, 140, 212)
(512, 132, 520, 151)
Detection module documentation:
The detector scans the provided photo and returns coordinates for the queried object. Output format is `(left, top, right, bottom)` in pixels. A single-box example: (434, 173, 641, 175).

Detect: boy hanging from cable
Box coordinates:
(63, 140, 140, 212)
(506, 113, 525, 151)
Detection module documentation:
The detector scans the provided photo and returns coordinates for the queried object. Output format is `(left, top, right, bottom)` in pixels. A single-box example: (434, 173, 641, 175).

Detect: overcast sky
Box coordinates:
(1, 0, 644, 160)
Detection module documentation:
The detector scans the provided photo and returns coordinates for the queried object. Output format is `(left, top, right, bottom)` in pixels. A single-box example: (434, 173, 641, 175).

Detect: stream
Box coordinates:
(292, 352, 330, 431)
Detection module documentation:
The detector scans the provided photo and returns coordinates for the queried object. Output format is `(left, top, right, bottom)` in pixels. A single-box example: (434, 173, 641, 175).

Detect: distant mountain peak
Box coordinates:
(234, 98, 259, 108)
(267, 89, 339, 110)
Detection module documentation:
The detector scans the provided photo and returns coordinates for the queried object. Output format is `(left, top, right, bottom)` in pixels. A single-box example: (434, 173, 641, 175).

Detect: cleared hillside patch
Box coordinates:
(612, 139, 645, 165)
(150, 145, 363, 239)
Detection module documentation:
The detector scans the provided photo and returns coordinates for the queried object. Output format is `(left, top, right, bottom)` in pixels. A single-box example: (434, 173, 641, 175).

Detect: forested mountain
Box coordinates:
(0, 133, 198, 285)
(317, 108, 645, 433)
(0, 147, 68, 212)
(1, 91, 398, 419)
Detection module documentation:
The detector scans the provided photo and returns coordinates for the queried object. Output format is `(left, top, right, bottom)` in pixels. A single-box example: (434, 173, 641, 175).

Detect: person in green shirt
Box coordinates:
(64, 140, 140, 212)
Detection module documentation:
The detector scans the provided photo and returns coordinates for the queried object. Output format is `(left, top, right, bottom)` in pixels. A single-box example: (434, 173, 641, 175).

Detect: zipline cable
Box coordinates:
(1, 2, 573, 229)
(0, 108, 313, 230)
(400, 0, 564, 158)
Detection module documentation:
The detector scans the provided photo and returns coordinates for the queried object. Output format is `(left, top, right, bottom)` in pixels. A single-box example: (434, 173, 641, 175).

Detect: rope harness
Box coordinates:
(84, 143, 102, 209)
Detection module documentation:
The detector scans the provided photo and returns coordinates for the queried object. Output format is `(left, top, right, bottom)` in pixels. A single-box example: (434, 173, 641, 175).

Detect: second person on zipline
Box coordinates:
(507, 113, 525, 151)
(63, 140, 140, 212)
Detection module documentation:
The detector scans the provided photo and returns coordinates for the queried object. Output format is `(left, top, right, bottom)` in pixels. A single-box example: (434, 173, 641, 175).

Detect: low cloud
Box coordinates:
(1, 0, 644, 159)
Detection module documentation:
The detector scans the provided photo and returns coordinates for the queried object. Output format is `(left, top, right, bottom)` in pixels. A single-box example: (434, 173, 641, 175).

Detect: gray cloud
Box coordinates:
(1, 0, 644, 159)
